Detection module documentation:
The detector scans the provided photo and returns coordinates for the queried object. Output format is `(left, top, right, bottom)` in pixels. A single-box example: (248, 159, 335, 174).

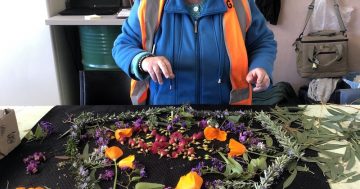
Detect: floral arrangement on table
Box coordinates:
(56, 105, 360, 189)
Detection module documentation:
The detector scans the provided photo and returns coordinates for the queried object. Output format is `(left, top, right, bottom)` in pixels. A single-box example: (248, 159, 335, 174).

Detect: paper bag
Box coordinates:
(0, 109, 20, 160)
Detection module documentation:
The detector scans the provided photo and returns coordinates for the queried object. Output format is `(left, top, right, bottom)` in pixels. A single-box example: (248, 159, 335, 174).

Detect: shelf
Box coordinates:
(45, 15, 126, 26)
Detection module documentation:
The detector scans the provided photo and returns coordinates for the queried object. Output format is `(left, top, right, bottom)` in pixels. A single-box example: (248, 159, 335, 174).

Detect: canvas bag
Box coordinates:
(0, 109, 20, 160)
(294, 0, 348, 78)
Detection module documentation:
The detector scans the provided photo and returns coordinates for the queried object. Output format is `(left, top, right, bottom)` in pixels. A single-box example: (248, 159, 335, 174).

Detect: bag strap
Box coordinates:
(299, 0, 347, 38)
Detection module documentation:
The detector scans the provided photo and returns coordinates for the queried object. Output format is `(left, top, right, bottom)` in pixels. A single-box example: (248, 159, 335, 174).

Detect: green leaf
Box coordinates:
(226, 115, 241, 123)
(316, 144, 347, 150)
(219, 152, 243, 179)
(249, 157, 267, 173)
(286, 160, 297, 172)
(346, 150, 356, 170)
(295, 131, 307, 143)
(333, 171, 357, 183)
(82, 143, 90, 160)
(179, 111, 193, 118)
(343, 146, 351, 162)
(90, 169, 101, 189)
(321, 121, 343, 132)
(283, 169, 297, 189)
(296, 165, 310, 172)
(135, 182, 165, 189)
(24, 131, 34, 140)
(347, 174, 360, 183)
(264, 135, 273, 147)
(329, 107, 356, 117)
(243, 152, 249, 163)
(34, 125, 45, 139)
(131, 176, 141, 182)
(327, 115, 347, 122)
(351, 141, 360, 161)
(302, 118, 314, 130)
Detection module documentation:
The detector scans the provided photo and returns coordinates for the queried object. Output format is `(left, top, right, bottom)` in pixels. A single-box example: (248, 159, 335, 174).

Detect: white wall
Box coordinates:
(0, 0, 60, 105)
(270, 0, 360, 93)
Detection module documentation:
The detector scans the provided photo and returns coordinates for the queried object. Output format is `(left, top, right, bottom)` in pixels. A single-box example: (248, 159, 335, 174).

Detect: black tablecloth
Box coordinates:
(0, 106, 330, 189)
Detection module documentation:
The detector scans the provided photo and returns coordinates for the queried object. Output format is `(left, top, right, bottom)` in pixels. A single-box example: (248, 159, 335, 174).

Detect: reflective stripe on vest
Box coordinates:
(223, 0, 252, 105)
(130, 0, 166, 105)
(131, 0, 252, 105)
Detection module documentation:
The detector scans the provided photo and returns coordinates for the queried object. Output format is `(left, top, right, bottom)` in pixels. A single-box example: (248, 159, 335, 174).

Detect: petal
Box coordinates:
(216, 130, 227, 141)
(175, 171, 203, 189)
(105, 146, 124, 161)
(115, 128, 133, 140)
(228, 139, 247, 157)
(204, 127, 219, 140)
(118, 155, 135, 169)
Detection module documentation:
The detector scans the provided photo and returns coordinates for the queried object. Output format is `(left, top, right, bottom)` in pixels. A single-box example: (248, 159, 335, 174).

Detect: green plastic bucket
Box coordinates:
(79, 26, 121, 70)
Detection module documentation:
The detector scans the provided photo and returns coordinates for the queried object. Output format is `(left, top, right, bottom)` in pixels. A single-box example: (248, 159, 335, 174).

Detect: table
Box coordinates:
(0, 105, 359, 189)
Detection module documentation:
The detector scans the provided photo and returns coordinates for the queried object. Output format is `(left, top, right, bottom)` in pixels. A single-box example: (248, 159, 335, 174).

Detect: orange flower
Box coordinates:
(228, 138, 247, 157)
(115, 128, 133, 140)
(204, 127, 227, 141)
(105, 146, 123, 161)
(118, 155, 135, 169)
(175, 171, 203, 189)
(16, 187, 26, 189)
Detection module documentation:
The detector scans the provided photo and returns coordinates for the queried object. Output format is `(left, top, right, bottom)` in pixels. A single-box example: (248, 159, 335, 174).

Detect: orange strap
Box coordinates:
(223, 0, 252, 105)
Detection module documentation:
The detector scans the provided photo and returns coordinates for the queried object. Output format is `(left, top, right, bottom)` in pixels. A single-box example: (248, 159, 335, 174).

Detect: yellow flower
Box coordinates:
(115, 128, 133, 140)
(175, 171, 203, 189)
(228, 138, 247, 157)
(105, 146, 124, 161)
(204, 126, 227, 141)
(118, 155, 135, 169)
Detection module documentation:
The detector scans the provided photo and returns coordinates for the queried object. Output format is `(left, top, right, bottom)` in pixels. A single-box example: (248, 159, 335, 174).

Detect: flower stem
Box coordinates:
(113, 160, 118, 189)
(247, 151, 278, 159)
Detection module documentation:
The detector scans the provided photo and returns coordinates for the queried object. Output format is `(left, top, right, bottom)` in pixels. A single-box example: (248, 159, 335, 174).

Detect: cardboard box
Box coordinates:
(0, 109, 20, 160)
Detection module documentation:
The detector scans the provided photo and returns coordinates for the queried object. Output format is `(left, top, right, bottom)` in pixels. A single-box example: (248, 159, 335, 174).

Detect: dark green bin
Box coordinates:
(79, 26, 121, 70)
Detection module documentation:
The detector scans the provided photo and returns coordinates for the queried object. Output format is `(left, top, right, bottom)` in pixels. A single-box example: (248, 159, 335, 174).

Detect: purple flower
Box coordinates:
(79, 166, 89, 177)
(94, 129, 110, 147)
(239, 133, 247, 143)
(140, 167, 147, 178)
(26, 160, 39, 174)
(198, 119, 207, 129)
(181, 121, 187, 128)
(23, 156, 34, 164)
(250, 138, 260, 146)
(23, 152, 46, 174)
(39, 121, 54, 135)
(134, 118, 143, 127)
(172, 115, 180, 124)
(205, 180, 223, 188)
(191, 161, 205, 176)
(166, 124, 173, 131)
(33, 152, 46, 162)
(98, 169, 114, 181)
(211, 158, 225, 172)
(94, 128, 102, 138)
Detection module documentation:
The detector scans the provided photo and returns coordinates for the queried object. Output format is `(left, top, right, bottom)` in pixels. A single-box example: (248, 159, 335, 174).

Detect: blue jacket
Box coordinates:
(112, 0, 277, 105)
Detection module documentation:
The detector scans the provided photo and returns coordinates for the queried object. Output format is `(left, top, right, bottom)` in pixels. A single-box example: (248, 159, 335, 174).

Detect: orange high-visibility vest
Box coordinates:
(131, 0, 252, 105)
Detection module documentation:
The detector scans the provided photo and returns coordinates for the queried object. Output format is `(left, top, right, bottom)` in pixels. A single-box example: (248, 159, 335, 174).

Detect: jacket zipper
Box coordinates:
(298, 39, 348, 43)
(194, 19, 200, 104)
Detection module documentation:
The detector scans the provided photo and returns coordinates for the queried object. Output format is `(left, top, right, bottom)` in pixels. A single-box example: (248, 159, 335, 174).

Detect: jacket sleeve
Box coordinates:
(245, 0, 277, 80)
(112, 0, 148, 79)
